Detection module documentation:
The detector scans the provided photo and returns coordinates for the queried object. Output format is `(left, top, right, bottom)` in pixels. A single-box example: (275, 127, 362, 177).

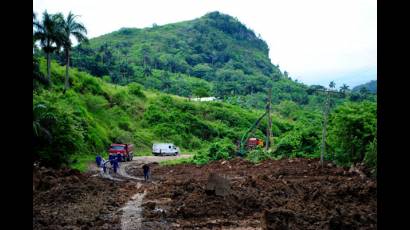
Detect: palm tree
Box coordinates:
(340, 84, 349, 94)
(59, 12, 88, 93)
(33, 104, 56, 143)
(329, 81, 336, 89)
(33, 11, 63, 83)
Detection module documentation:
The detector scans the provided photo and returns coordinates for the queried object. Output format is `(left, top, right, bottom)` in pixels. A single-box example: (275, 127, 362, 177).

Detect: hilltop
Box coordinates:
(50, 12, 302, 108)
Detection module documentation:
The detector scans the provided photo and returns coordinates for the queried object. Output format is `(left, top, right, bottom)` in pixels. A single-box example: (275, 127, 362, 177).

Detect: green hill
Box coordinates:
(60, 12, 293, 103)
(352, 80, 377, 94)
(33, 11, 376, 171)
(35, 57, 318, 169)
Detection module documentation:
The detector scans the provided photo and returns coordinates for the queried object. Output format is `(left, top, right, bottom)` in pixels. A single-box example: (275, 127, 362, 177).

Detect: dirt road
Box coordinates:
(116, 154, 191, 230)
(116, 154, 192, 181)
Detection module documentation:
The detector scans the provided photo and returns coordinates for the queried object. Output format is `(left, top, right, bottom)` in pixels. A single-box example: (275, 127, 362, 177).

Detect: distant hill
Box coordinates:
(352, 80, 377, 94)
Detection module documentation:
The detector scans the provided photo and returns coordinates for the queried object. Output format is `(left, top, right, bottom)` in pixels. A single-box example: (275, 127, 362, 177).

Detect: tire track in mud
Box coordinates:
(117, 162, 144, 181)
(120, 182, 146, 230)
(116, 155, 191, 230)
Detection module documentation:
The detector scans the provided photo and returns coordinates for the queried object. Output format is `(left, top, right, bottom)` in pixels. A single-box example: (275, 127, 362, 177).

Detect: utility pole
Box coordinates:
(265, 88, 273, 151)
(320, 90, 330, 166)
(312, 86, 343, 167)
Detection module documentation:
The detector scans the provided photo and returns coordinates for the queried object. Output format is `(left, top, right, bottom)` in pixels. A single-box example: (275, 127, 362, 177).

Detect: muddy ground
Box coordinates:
(33, 157, 376, 229)
(130, 158, 377, 229)
(33, 166, 141, 230)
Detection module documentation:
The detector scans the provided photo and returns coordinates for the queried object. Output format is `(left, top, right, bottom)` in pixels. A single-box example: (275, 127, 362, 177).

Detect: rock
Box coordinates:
(205, 173, 231, 197)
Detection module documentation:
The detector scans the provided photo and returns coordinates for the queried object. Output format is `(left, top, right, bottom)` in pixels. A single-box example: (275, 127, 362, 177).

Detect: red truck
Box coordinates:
(246, 138, 264, 149)
(108, 143, 134, 162)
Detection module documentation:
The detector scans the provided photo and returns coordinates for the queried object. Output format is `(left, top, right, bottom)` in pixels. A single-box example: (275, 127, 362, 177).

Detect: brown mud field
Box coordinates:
(33, 158, 376, 229)
(33, 166, 139, 230)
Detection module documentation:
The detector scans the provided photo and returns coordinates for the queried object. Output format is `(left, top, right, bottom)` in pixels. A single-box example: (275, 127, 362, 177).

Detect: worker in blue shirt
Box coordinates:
(117, 153, 122, 162)
(95, 155, 102, 167)
(143, 164, 150, 182)
(108, 154, 116, 164)
(112, 157, 119, 174)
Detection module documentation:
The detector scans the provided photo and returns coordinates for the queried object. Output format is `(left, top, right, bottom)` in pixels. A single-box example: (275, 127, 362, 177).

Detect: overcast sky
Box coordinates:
(33, 0, 377, 88)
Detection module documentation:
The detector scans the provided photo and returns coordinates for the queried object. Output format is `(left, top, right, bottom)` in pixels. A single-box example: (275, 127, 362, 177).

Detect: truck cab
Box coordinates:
(108, 143, 134, 161)
(152, 143, 180, 156)
(246, 138, 264, 149)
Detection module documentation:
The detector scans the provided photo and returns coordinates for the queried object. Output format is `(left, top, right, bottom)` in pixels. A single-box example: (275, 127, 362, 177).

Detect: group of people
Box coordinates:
(95, 154, 121, 174)
(95, 154, 151, 182)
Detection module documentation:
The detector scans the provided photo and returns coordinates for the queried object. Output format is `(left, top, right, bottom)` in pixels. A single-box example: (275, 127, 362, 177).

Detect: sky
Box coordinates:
(33, 0, 377, 88)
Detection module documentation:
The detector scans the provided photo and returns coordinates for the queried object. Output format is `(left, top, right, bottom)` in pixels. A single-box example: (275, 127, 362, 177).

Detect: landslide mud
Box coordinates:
(33, 157, 376, 229)
(134, 158, 377, 229)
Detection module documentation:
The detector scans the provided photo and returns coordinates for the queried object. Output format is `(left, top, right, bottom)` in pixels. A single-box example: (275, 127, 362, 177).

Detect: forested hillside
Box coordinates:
(43, 12, 296, 105)
(33, 11, 377, 171)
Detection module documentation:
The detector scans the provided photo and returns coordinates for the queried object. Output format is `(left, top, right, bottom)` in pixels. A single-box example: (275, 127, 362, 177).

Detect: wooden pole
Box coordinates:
(266, 88, 273, 151)
(320, 91, 330, 167)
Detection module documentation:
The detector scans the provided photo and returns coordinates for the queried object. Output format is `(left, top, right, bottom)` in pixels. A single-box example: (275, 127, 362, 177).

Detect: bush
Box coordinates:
(128, 82, 146, 98)
(328, 101, 376, 166)
(192, 138, 235, 164)
(111, 90, 130, 107)
(246, 147, 282, 163)
(33, 99, 86, 168)
(364, 137, 377, 168)
(102, 75, 111, 83)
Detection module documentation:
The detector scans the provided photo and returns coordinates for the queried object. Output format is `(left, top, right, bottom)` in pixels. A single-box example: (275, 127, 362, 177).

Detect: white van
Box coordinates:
(152, 143, 180, 156)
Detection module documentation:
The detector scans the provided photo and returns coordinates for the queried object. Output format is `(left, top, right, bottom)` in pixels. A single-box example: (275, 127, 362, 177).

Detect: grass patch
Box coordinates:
(70, 154, 97, 172)
(160, 156, 194, 166)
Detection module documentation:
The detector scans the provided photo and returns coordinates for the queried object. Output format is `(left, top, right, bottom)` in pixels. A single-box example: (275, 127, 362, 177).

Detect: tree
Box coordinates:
(143, 66, 152, 77)
(340, 84, 349, 94)
(329, 81, 336, 89)
(59, 11, 88, 93)
(284, 71, 289, 78)
(33, 11, 63, 83)
(328, 101, 376, 165)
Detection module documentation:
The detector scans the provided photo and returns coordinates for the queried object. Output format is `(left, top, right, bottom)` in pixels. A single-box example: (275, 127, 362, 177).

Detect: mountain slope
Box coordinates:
(69, 11, 283, 100)
(33, 56, 332, 169)
(352, 80, 377, 94)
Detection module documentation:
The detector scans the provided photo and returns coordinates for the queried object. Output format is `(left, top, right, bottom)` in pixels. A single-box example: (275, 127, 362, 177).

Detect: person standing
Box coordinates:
(112, 157, 119, 174)
(95, 154, 102, 167)
(101, 158, 108, 175)
(142, 164, 150, 182)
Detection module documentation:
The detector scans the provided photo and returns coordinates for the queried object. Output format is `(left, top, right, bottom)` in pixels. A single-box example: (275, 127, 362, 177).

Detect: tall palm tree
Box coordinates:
(340, 84, 349, 94)
(329, 81, 336, 89)
(59, 12, 88, 93)
(33, 11, 63, 83)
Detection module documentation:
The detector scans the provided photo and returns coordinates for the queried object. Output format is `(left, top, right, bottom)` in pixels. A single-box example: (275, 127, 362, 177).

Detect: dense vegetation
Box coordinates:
(47, 12, 284, 104)
(33, 57, 270, 168)
(33, 10, 377, 172)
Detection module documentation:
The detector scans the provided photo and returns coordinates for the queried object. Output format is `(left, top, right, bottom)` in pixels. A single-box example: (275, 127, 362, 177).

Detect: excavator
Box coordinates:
(237, 87, 273, 157)
(236, 110, 268, 157)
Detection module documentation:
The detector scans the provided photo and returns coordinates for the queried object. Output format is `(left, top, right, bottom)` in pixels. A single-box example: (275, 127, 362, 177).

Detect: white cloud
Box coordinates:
(33, 0, 376, 86)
